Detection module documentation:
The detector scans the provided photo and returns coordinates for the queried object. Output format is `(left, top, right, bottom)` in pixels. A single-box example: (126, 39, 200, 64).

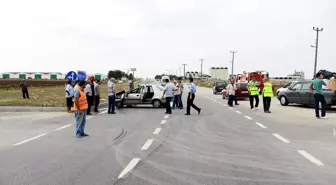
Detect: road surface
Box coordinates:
(0, 87, 335, 185)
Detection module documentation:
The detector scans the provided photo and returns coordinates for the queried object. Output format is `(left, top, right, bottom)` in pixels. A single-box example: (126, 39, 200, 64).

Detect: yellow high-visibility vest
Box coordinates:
(263, 82, 273, 97)
(248, 81, 259, 96)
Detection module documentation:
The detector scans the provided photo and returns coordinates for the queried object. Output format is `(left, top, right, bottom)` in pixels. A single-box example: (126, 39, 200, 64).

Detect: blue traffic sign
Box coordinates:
(66, 71, 77, 81)
(77, 70, 87, 80)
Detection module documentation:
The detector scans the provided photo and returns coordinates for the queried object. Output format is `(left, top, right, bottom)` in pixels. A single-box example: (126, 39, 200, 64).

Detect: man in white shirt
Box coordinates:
(226, 80, 236, 107)
(65, 80, 74, 113)
(162, 79, 174, 114)
(108, 78, 116, 114)
(84, 80, 93, 115)
(94, 80, 101, 113)
(172, 80, 180, 109)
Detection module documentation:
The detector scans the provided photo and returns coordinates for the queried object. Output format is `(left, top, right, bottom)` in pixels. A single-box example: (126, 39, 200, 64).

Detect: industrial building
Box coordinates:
(0, 72, 107, 80)
(208, 67, 229, 80)
(185, 71, 211, 80)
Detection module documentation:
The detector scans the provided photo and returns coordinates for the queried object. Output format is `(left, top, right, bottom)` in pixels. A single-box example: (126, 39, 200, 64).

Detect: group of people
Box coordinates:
(66, 77, 117, 138)
(226, 77, 274, 113)
(162, 77, 201, 115)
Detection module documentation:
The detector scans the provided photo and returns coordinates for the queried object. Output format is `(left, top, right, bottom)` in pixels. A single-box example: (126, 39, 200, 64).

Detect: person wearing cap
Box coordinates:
(162, 78, 175, 114)
(248, 76, 260, 110)
(185, 77, 201, 115)
(73, 80, 89, 138)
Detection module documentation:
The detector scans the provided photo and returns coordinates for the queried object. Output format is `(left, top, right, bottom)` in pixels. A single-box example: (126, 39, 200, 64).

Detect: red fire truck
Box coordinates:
(233, 71, 269, 94)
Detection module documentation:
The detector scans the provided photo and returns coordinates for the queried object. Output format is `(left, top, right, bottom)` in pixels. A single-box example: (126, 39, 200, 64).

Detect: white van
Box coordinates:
(161, 76, 170, 86)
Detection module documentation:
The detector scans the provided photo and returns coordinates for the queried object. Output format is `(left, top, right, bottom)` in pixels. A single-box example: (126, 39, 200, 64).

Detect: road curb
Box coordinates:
(0, 102, 108, 112)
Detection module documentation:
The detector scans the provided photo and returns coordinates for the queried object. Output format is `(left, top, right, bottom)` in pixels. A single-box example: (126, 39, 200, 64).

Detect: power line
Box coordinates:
(312, 27, 323, 76)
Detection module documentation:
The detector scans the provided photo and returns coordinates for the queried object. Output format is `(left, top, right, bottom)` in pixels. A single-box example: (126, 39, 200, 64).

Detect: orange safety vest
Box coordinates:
(74, 89, 88, 110)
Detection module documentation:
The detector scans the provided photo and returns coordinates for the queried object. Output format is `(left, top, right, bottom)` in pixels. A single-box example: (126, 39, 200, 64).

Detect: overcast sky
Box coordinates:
(0, 0, 335, 78)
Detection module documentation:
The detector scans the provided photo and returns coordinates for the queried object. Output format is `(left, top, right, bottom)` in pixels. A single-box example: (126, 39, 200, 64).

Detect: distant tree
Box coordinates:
(129, 73, 134, 80)
(107, 70, 114, 79)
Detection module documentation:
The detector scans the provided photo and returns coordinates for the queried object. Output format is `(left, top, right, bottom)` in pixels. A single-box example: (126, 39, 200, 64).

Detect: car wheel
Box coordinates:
(152, 99, 162, 108)
(280, 96, 289, 106)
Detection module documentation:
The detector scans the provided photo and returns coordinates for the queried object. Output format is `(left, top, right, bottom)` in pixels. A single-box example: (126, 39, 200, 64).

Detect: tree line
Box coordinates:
(107, 70, 134, 80)
(154, 74, 184, 80)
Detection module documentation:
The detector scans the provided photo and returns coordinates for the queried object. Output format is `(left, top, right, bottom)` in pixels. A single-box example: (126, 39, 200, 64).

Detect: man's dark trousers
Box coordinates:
(165, 97, 172, 113)
(108, 95, 116, 113)
(22, 89, 29, 99)
(94, 95, 100, 112)
(179, 93, 183, 108)
(87, 95, 93, 114)
(249, 95, 259, 109)
(314, 94, 326, 118)
(234, 95, 238, 105)
(172, 94, 180, 108)
(228, 95, 234, 106)
(263, 96, 271, 112)
(186, 93, 200, 114)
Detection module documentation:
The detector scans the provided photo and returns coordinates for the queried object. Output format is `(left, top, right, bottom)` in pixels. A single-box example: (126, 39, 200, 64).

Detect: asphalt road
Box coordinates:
(0, 87, 336, 185)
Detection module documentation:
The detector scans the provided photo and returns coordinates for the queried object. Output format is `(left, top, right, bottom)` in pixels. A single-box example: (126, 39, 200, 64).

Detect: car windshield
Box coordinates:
(283, 82, 292, 88)
(236, 83, 248, 88)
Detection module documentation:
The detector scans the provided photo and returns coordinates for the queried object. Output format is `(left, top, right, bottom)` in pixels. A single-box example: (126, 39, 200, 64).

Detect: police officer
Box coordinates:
(248, 76, 259, 110)
(262, 78, 274, 113)
(185, 77, 201, 115)
(73, 80, 89, 138)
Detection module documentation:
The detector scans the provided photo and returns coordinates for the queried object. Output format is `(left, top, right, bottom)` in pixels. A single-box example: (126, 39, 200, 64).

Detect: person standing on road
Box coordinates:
(226, 80, 236, 107)
(129, 79, 134, 91)
(94, 80, 101, 113)
(172, 80, 180, 109)
(19, 80, 29, 99)
(185, 78, 201, 115)
(74, 80, 80, 92)
(178, 77, 184, 109)
(108, 78, 116, 114)
(74, 80, 89, 138)
(162, 79, 174, 114)
(65, 80, 74, 113)
(233, 83, 239, 106)
(84, 80, 93, 115)
(310, 72, 328, 119)
(262, 78, 274, 113)
(248, 77, 259, 110)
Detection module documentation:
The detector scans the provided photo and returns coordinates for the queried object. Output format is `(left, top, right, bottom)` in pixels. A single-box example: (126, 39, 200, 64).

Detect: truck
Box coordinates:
(234, 71, 269, 94)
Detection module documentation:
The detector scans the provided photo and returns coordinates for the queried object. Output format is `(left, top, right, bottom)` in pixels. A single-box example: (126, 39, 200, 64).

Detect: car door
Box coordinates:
(287, 82, 302, 103)
(299, 82, 313, 105)
(127, 87, 142, 104)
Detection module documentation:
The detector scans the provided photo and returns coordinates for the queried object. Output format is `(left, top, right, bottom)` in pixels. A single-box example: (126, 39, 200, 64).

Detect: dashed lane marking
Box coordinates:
(14, 133, 48, 146)
(153, 128, 161, 135)
(255, 122, 267, 129)
(244, 115, 252, 120)
(298, 150, 324, 166)
(55, 124, 72, 131)
(229, 107, 234, 110)
(235, 110, 241, 114)
(272, 133, 290, 143)
(141, 139, 154, 150)
(118, 158, 141, 178)
(86, 116, 93, 120)
(223, 104, 227, 107)
(99, 110, 108, 114)
(164, 115, 169, 119)
(161, 120, 167, 125)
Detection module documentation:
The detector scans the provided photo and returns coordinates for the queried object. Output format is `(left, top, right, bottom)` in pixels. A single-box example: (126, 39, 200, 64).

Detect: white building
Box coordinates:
(209, 67, 229, 80)
(0, 72, 65, 80)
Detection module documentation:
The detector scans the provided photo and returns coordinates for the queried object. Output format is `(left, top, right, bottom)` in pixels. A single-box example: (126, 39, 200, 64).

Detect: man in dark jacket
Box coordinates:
(19, 80, 29, 99)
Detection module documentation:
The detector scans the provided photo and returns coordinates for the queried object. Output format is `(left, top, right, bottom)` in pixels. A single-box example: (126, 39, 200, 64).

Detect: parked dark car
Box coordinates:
(222, 82, 249, 100)
(212, 81, 227, 94)
(277, 80, 336, 108)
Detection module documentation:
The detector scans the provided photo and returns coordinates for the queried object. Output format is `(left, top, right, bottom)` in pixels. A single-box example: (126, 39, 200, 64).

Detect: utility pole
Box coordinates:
(200, 59, 204, 79)
(312, 27, 323, 76)
(182, 64, 187, 80)
(230, 51, 237, 76)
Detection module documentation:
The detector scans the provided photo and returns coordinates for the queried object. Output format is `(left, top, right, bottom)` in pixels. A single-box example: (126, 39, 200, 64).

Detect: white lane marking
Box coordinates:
(141, 139, 154, 150)
(118, 158, 141, 178)
(244, 116, 252, 120)
(223, 104, 227, 107)
(153, 128, 161, 135)
(298, 150, 324, 166)
(99, 110, 108, 114)
(100, 108, 108, 110)
(55, 124, 72, 131)
(164, 115, 169, 119)
(333, 128, 336, 137)
(235, 110, 241, 114)
(14, 133, 48, 146)
(255, 122, 267, 129)
(272, 133, 290, 143)
(161, 120, 167, 125)
(228, 107, 233, 110)
(86, 116, 93, 120)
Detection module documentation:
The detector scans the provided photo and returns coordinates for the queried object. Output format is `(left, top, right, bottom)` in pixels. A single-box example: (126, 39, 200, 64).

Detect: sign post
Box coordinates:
(77, 70, 87, 81)
(130, 68, 136, 79)
(66, 71, 77, 81)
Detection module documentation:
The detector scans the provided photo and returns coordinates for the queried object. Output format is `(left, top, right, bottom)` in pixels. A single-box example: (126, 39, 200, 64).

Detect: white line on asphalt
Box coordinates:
(100, 108, 108, 110)
(55, 124, 72, 131)
(161, 120, 167, 125)
(99, 110, 108, 114)
(235, 110, 241, 114)
(333, 128, 336, 137)
(86, 116, 93, 120)
(272, 133, 290, 143)
(244, 115, 252, 120)
(255, 122, 267, 129)
(223, 104, 227, 107)
(118, 158, 141, 178)
(298, 150, 324, 166)
(229, 107, 233, 110)
(141, 139, 154, 150)
(14, 133, 48, 146)
(164, 115, 169, 119)
(153, 128, 161, 135)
